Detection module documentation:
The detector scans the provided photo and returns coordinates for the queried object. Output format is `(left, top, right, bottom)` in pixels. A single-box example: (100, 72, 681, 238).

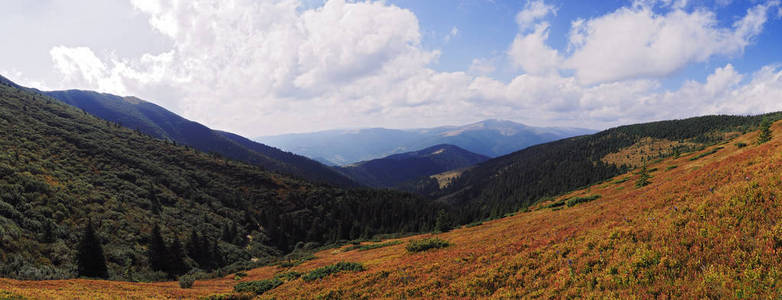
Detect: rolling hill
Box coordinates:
(428, 114, 781, 223)
(335, 144, 489, 188)
(5, 119, 781, 299)
(256, 120, 594, 165)
(0, 75, 443, 281)
(40, 89, 355, 187)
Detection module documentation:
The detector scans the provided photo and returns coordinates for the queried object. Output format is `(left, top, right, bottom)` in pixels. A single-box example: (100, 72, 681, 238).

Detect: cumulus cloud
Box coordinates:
(507, 23, 562, 75)
(515, 0, 556, 31)
(564, 1, 779, 84)
(41, 0, 782, 136)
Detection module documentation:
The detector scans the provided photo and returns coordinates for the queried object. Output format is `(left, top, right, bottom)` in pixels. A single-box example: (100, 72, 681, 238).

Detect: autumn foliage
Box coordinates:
(3, 122, 782, 299)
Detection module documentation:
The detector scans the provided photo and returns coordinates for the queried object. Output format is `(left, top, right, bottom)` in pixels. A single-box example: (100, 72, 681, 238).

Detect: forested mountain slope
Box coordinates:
(5, 119, 781, 299)
(433, 114, 781, 223)
(41, 89, 355, 187)
(0, 75, 441, 281)
(336, 144, 488, 188)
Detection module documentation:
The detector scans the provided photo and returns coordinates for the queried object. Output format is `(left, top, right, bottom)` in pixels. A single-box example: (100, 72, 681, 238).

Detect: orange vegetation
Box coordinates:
(3, 123, 782, 299)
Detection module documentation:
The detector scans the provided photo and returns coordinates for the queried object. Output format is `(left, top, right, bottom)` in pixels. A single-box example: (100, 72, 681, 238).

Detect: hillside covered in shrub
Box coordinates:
(0, 76, 443, 281)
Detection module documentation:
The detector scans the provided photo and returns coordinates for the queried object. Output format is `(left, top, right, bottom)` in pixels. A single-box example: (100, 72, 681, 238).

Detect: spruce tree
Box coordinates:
(147, 224, 169, 274)
(757, 118, 773, 144)
(77, 220, 109, 279)
(167, 236, 189, 277)
(635, 161, 651, 188)
(434, 209, 452, 233)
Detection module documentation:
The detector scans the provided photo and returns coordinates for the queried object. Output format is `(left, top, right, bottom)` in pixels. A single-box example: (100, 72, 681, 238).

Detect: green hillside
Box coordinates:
(436, 114, 782, 223)
(0, 76, 441, 281)
(42, 89, 356, 187)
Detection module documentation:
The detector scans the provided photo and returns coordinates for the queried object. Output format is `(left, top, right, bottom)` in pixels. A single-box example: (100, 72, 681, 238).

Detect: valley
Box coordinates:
(2, 118, 780, 298)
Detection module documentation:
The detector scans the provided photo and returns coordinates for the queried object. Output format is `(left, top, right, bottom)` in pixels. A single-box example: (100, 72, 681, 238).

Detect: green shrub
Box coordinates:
(566, 195, 601, 207)
(201, 293, 255, 300)
(179, 274, 195, 289)
(405, 238, 451, 253)
(273, 271, 301, 281)
(465, 221, 483, 228)
(353, 241, 402, 252)
(301, 262, 365, 282)
(666, 165, 678, 171)
(689, 147, 723, 161)
(233, 278, 283, 295)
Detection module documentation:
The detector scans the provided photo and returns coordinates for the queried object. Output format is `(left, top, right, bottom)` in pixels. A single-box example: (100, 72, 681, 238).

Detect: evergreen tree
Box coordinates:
(167, 236, 189, 277)
(77, 220, 109, 279)
(757, 118, 773, 144)
(434, 209, 452, 233)
(635, 161, 651, 188)
(147, 224, 169, 273)
(186, 230, 203, 268)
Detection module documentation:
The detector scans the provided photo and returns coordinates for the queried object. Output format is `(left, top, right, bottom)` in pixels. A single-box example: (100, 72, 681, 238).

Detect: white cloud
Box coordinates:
(444, 27, 459, 42)
(515, 0, 556, 31)
(468, 57, 497, 75)
(564, 1, 779, 85)
(507, 22, 562, 75)
(36, 0, 782, 137)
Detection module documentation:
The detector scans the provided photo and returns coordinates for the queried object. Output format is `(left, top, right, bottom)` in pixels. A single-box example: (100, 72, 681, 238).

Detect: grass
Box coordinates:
(301, 262, 365, 282)
(666, 165, 678, 171)
(4, 122, 782, 299)
(465, 221, 483, 228)
(566, 195, 601, 207)
(613, 177, 630, 184)
(343, 241, 402, 252)
(233, 278, 282, 295)
(405, 238, 451, 252)
(689, 146, 724, 161)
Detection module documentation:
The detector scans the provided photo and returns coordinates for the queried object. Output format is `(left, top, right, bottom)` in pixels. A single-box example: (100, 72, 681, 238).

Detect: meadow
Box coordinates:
(2, 122, 782, 299)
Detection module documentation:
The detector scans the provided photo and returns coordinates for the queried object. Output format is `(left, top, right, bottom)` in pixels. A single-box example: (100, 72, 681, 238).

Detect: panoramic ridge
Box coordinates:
(2, 1, 782, 299)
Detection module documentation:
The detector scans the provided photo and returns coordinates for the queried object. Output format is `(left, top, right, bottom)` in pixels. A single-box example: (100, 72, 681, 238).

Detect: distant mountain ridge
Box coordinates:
(42, 89, 356, 187)
(336, 144, 489, 188)
(256, 120, 594, 165)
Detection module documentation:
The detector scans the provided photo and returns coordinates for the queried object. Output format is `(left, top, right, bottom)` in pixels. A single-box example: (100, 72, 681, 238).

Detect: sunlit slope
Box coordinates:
(3, 121, 782, 299)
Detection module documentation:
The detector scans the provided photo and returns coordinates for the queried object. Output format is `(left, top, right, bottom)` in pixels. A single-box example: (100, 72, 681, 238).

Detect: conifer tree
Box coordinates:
(636, 161, 651, 188)
(757, 118, 773, 144)
(434, 209, 452, 233)
(77, 220, 109, 279)
(167, 236, 189, 277)
(147, 224, 169, 273)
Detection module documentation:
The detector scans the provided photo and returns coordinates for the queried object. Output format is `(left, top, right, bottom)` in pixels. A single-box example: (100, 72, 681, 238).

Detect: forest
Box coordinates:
(0, 77, 442, 281)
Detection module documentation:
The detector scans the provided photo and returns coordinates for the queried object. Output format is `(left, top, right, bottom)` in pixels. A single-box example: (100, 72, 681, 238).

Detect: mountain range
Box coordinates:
(256, 120, 594, 165)
(335, 144, 489, 188)
(40, 89, 355, 187)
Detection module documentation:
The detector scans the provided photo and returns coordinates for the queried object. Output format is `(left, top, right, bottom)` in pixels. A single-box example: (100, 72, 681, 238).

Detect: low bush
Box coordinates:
(233, 278, 283, 295)
(465, 221, 483, 228)
(566, 195, 601, 207)
(689, 147, 723, 161)
(301, 262, 365, 282)
(178, 274, 195, 289)
(405, 238, 451, 253)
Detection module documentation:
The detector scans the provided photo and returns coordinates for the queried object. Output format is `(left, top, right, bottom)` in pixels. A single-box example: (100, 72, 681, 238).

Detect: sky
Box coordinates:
(1, 0, 781, 137)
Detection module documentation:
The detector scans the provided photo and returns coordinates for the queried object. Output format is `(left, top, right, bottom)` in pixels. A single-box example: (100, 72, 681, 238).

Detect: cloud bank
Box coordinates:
(43, 0, 782, 136)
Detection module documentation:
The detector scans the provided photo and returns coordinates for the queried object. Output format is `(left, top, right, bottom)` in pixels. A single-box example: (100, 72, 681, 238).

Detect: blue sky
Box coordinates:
(397, 0, 782, 87)
(1, 0, 781, 136)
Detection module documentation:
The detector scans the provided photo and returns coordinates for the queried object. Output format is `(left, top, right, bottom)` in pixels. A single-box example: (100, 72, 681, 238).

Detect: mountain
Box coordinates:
(336, 144, 489, 188)
(256, 120, 594, 165)
(40, 89, 356, 187)
(0, 75, 443, 280)
(7, 120, 782, 298)
(432, 113, 780, 223)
